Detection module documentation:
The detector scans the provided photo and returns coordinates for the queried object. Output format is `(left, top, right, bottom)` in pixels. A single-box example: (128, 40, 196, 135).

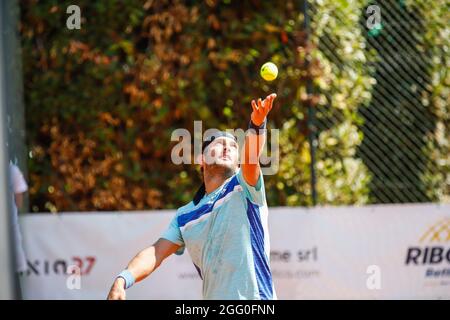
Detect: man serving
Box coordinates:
(107, 93, 277, 300)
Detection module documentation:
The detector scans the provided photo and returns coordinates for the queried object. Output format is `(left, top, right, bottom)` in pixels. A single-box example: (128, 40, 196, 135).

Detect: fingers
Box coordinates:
(251, 99, 258, 113)
(252, 93, 277, 114)
(267, 97, 273, 112)
(268, 93, 276, 111)
(263, 93, 276, 111)
(257, 98, 263, 110)
(266, 93, 277, 104)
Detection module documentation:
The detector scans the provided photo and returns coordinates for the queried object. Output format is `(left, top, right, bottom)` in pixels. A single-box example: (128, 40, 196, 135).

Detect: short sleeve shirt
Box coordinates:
(161, 168, 275, 300)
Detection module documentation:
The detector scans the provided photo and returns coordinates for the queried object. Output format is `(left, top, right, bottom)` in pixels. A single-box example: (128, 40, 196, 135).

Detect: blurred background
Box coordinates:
(0, 0, 448, 299)
(15, 0, 449, 212)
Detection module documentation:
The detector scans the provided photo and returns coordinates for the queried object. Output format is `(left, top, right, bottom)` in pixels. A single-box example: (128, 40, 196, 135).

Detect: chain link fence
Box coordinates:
(308, 0, 448, 205)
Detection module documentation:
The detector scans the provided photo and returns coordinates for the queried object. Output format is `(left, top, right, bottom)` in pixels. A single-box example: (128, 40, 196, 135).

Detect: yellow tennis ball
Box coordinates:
(260, 62, 278, 81)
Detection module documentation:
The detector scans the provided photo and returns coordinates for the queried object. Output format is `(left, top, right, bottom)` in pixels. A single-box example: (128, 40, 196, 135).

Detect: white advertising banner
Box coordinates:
(19, 203, 450, 299)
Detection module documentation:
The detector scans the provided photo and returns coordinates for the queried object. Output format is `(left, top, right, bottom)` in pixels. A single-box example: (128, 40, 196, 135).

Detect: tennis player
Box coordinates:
(107, 93, 277, 300)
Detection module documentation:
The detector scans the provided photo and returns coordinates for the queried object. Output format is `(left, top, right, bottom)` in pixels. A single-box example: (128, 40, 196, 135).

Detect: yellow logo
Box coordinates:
(419, 217, 450, 243)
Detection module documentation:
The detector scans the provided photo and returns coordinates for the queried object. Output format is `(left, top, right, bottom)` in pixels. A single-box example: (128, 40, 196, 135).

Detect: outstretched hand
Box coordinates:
(250, 93, 277, 126)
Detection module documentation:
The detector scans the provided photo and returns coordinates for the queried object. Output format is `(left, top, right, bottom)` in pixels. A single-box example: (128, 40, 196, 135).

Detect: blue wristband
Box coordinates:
(117, 270, 135, 289)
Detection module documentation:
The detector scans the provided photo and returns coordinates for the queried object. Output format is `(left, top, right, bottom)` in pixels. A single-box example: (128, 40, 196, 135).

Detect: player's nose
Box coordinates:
(223, 144, 233, 154)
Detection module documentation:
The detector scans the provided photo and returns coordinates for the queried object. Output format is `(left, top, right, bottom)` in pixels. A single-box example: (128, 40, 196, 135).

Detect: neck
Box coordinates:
(203, 166, 234, 194)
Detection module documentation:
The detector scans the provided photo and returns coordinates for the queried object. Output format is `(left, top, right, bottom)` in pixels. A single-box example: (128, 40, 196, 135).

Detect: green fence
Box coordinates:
(307, 0, 448, 205)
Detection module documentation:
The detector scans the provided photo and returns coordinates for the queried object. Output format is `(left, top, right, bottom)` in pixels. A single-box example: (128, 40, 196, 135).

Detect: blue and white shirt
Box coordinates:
(161, 168, 276, 300)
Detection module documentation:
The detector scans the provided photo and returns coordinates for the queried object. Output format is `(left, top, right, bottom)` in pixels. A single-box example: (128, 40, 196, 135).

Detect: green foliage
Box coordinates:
(407, 0, 449, 203)
(273, 0, 374, 206)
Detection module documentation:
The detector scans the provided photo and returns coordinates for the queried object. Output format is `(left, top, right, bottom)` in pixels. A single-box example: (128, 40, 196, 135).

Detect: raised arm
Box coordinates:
(241, 93, 277, 186)
(107, 238, 181, 300)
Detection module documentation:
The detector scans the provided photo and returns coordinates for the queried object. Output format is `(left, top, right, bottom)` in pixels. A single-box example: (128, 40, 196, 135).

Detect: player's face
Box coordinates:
(203, 137, 239, 170)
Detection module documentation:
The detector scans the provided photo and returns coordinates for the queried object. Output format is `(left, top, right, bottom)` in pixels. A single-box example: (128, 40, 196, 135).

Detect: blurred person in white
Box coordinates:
(10, 162, 28, 210)
(9, 162, 28, 273)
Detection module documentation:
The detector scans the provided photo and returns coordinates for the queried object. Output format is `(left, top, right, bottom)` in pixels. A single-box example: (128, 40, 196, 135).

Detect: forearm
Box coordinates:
(108, 239, 179, 299)
(120, 238, 180, 284)
(241, 122, 267, 186)
(125, 245, 160, 283)
(243, 130, 266, 167)
(241, 93, 276, 186)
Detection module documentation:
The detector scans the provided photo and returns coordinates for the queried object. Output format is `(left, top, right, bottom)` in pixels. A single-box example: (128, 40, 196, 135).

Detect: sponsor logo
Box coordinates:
(270, 247, 320, 280)
(405, 218, 450, 282)
(20, 256, 96, 277)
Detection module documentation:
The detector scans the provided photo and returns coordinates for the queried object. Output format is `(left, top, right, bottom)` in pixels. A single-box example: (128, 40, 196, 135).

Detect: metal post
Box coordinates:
(302, 0, 317, 206)
(0, 0, 20, 299)
(3, 0, 28, 213)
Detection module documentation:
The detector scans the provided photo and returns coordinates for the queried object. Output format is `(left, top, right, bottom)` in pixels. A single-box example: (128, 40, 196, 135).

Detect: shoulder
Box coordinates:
(176, 201, 196, 216)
